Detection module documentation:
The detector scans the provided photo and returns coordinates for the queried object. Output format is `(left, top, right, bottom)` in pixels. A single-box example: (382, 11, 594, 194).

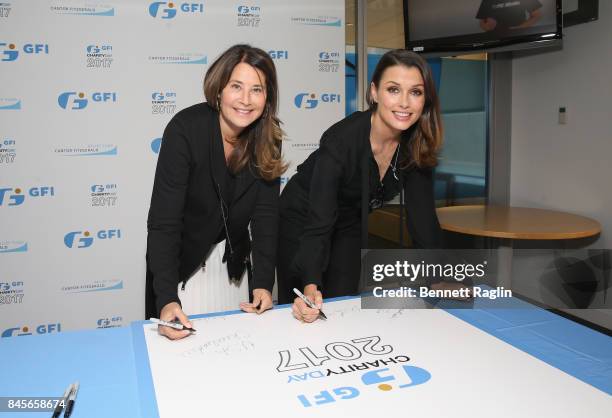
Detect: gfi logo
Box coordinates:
(0, 280, 23, 292)
(0, 42, 49, 61)
(149, 2, 204, 19)
(298, 365, 431, 408)
(152, 92, 175, 101)
(238, 5, 260, 13)
(294, 93, 341, 109)
(64, 229, 122, 248)
(237, 4, 260, 26)
(2, 323, 61, 338)
(152, 92, 177, 115)
(97, 316, 122, 328)
(0, 186, 55, 206)
(91, 184, 116, 193)
(86, 44, 112, 54)
(319, 51, 339, 60)
(0, 138, 16, 164)
(268, 50, 288, 60)
(58, 91, 117, 110)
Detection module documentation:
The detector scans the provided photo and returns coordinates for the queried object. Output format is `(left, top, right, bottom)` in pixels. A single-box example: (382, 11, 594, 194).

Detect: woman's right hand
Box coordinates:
(158, 302, 193, 340)
(292, 284, 323, 323)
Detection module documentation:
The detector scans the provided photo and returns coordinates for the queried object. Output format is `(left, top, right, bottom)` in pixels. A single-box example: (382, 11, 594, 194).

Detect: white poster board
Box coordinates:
(142, 298, 611, 417)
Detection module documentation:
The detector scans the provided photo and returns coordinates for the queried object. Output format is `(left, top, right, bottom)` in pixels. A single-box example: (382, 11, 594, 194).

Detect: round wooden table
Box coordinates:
(436, 205, 601, 240)
(435, 205, 601, 287)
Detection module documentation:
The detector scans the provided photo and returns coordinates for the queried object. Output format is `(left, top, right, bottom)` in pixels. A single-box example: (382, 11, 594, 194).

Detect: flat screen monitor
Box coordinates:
(404, 0, 562, 55)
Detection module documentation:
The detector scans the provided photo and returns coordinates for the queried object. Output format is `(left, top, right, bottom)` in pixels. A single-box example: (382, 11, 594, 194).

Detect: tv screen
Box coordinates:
(405, 0, 562, 55)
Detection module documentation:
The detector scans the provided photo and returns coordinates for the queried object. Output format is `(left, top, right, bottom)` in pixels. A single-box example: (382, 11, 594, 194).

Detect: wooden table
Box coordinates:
(436, 205, 601, 287)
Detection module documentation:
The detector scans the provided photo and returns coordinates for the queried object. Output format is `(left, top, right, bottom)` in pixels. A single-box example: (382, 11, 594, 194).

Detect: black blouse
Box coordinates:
(214, 166, 236, 244)
(285, 110, 443, 288)
(368, 148, 402, 212)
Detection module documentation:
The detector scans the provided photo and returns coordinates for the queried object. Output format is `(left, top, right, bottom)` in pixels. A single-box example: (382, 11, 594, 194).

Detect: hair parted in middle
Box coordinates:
(366, 49, 443, 169)
(204, 44, 287, 180)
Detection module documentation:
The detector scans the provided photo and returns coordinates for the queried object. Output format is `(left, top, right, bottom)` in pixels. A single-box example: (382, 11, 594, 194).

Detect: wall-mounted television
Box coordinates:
(404, 0, 562, 55)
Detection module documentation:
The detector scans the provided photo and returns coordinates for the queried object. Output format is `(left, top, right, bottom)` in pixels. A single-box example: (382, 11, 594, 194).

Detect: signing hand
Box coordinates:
(240, 288, 273, 314)
(158, 302, 193, 340)
(292, 284, 323, 323)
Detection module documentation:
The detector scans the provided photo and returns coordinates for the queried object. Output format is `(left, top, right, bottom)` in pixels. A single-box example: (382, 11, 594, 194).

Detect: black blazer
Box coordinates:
(145, 103, 279, 318)
(284, 109, 442, 287)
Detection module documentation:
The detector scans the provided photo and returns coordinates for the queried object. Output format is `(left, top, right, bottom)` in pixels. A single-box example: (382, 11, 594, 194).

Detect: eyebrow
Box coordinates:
(384, 81, 424, 88)
(229, 79, 265, 88)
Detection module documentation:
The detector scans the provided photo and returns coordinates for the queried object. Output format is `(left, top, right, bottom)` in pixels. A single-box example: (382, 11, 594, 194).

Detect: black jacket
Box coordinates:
(284, 110, 442, 287)
(145, 103, 279, 318)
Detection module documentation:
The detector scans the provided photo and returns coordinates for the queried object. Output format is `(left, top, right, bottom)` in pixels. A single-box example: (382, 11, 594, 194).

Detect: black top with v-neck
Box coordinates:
(214, 165, 237, 244)
(368, 146, 402, 211)
(146, 102, 280, 317)
(280, 109, 442, 287)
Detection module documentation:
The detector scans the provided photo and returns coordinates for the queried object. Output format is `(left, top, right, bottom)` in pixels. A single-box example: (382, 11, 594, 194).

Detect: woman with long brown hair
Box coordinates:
(146, 44, 286, 339)
(278, 49, 445, 322)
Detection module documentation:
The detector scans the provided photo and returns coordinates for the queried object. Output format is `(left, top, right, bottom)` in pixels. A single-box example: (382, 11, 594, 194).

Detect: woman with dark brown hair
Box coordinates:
(277, 49, 445, 322)
(146, 44, 286, 339)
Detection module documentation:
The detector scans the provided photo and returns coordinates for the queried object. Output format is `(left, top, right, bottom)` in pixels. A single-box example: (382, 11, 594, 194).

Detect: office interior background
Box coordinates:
(357, 0, 611, 330)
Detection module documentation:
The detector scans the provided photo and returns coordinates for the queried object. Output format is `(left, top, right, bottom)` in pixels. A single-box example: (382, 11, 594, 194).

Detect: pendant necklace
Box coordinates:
(390, 142, 401, 181)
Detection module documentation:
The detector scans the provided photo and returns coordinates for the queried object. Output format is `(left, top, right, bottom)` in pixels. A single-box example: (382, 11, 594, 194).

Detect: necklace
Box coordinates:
(390, 142, 401, 181)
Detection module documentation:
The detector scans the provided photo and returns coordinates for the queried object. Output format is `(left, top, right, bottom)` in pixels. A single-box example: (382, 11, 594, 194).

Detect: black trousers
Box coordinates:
(277, 180, 361, 304)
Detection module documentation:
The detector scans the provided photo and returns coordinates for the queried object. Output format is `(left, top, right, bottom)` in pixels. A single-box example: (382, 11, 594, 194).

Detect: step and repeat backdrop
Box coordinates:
(0, 0, 344, 336)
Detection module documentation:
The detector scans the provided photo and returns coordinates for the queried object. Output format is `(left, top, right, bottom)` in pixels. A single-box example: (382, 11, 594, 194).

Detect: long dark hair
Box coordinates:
(204, 44, 287, 180)
(367, 49, 443, 169)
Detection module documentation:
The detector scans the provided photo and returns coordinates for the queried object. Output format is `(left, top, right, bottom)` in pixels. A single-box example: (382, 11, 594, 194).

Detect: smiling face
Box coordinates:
(218, 62, 267, 138)
(369, 65, 426, 135)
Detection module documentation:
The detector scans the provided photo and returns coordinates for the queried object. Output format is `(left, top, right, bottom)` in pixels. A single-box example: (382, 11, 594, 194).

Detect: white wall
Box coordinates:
(511, 1, 612, 328)
(511, 3, 611, 247)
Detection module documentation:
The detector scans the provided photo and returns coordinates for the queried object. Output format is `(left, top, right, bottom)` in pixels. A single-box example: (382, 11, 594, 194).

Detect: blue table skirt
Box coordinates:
(2, 296, 611, 418)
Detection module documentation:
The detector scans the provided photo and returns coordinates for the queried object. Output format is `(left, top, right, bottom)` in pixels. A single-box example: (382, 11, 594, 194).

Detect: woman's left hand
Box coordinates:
(240, 288, 273, 314)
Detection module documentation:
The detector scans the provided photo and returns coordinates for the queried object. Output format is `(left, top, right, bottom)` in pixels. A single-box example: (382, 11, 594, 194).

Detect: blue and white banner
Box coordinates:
(0, 0, 345, 334)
